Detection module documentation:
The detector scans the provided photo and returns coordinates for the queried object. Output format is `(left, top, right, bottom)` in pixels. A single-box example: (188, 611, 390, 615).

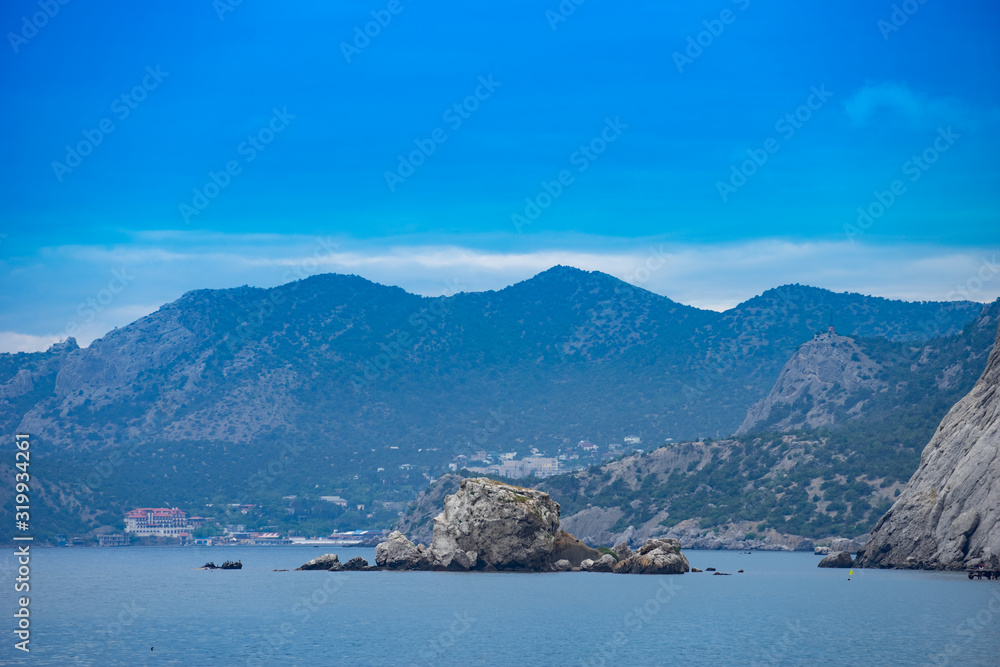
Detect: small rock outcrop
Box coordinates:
(580, 554, 617, 572)
(343, 557, 369, 571)
(375, 531, 432, 570)
(376, 477, 690, 574)
(296, 554, 341, 571)
(856, 319, 1000, 570)
(818, 551, 853, 568)
(613, 538, 690, 575)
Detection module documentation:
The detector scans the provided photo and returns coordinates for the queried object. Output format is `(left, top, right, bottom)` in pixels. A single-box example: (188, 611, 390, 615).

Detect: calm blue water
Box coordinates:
(3, 546, 998, 666)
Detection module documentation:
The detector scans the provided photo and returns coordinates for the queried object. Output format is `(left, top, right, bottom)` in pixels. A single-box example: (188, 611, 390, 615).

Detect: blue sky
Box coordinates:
(1, 0, 998, 351)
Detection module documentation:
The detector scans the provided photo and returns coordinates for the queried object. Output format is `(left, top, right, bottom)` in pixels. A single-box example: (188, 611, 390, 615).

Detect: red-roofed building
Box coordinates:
(124, 508, 195, 536)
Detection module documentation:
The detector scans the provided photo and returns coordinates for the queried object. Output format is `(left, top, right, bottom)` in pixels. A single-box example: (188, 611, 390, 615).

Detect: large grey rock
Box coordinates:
(613, 538, 690, 575)
(818, 551, 853, 568)
(296, 554, 340, 571)
(430, 478, 565, 571)
(830, 538, 862, 553)
(377, 477, 600, 572)
(591, 553, 617, 573)
(375, 531, 430, 570)
(856, 320, 1000, 570)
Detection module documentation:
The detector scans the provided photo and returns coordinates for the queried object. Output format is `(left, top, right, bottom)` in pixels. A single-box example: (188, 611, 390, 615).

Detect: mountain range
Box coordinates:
(0, 266, 993, 542)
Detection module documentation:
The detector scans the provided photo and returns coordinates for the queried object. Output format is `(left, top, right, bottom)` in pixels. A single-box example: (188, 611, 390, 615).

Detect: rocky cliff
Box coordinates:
(856, 320, 1000, 570)
(736, 332, 886, 435)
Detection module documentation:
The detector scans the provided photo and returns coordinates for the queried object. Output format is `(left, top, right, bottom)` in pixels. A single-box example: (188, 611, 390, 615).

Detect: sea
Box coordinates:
(3, 546, 998, 666)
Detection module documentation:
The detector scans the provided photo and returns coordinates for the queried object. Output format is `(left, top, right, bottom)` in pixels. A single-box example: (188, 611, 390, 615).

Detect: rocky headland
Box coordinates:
(855, 320, 1000, 570)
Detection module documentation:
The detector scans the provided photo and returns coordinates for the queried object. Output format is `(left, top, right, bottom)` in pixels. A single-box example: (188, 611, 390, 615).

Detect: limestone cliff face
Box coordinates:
(856, 321, 1000, 570)
(736, 332, 886, 435)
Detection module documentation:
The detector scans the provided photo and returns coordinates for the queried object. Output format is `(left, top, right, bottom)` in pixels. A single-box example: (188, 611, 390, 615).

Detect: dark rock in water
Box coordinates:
(201, 562, 218, 569)
(613, 538, 690, 575)
(343, 557, 369, 571)
(691, 567, 703, 573)
(712, 571, 732, 576)
(738, 569, 744, 573)
(818, 551, 853, 568)
(220, 560, 242, 570)
(296, 554, 341, 571)
(705, 567, 716, 571)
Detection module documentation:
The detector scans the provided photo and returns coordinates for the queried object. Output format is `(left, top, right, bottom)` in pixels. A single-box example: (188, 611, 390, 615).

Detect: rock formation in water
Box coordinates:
(817, 551, 853, 568)
(377, 477, 602, 571)
(612, 538, 690, 574)
(296, 554, 342, 571)
(377, 477, 690, 573)
(855, 321, 1000, 570)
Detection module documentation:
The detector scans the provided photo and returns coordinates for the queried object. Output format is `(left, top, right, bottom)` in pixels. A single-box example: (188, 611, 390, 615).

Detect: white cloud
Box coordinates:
(0, 332, 62, 354)
(842, 82, 988, 130)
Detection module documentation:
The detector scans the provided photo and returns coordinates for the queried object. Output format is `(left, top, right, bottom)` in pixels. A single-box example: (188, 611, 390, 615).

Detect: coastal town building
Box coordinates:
(124, 508, 205, 536)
